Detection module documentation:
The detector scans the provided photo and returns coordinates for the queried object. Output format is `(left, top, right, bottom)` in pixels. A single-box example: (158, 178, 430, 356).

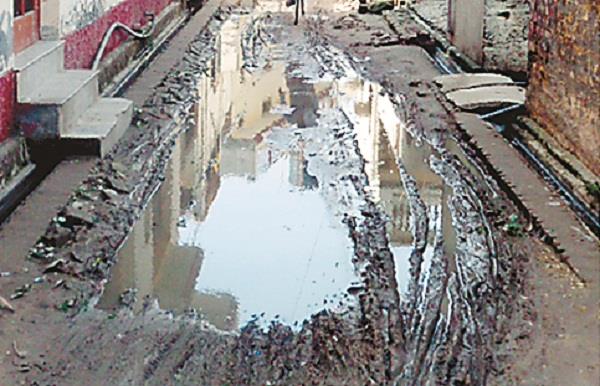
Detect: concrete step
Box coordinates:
(18, 70, 100, 137)
(63, 98, 133, 156)
(14, 41, 65, 99)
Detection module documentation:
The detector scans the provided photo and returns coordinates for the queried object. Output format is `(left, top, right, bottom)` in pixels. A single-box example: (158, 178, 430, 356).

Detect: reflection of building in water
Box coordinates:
(289, 140, 319, 190)
(341, 79, 456, 251)
(286, 73, 319, 128)
(99, 137, 239, 330)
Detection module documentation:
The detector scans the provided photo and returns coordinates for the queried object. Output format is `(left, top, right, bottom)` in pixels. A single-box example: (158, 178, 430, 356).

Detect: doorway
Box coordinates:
(14, 0, 40, 53)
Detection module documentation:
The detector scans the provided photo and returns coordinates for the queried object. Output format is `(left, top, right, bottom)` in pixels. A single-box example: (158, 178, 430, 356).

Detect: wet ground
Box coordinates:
(0, 1, 597, 385)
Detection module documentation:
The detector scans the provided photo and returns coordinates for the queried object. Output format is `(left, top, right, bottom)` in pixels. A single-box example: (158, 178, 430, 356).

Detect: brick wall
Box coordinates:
(528, 0, 600, 176)
(483, 0, 529, 74)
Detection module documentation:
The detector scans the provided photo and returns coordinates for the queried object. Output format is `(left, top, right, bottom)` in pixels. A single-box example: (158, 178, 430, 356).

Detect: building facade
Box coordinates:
(528, 0, 600, 176)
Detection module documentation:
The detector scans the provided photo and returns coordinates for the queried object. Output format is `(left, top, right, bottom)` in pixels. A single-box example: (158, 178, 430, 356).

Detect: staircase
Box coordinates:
(15, 41, 133, 156)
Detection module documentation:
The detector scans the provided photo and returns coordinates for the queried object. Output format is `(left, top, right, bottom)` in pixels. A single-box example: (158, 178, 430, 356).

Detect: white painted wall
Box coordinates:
(59, 0, 124, 36)
(0, 1, 14, 74)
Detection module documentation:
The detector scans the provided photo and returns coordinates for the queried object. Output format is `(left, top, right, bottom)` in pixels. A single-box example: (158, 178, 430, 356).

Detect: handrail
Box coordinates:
(92, 12, 156, 70)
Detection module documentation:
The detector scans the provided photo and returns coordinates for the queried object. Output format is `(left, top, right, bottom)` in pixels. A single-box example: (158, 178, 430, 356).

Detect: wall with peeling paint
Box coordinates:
(447, 0, 529, 73)
(0, 1, 14, 143)
(0, 3, 14, 74)
(528, 0, 600, 176)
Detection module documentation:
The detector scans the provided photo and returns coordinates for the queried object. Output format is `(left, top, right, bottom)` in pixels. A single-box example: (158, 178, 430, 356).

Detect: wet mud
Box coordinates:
(4, 4, 534, 385)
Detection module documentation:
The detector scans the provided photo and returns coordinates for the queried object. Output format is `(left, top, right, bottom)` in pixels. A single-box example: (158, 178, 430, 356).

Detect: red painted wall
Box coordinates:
(0, 71, 16, 143)
(64, 0, 172, 69)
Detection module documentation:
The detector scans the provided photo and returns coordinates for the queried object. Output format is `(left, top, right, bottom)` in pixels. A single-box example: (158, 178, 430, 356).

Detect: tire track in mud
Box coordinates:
(23, 8, 531, 385)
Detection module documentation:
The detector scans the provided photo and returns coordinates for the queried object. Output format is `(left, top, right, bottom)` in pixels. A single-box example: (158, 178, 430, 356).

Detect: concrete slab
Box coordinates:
(15, 41, 65, 98)
(18, 70, 100, 137)
(19, 70, 98, 105)
(14, 40, 64, 70)
(65, 98, 133, 156)
(446, 85, 525, 110)
(433, 73, 514, 93)
(455, 112, 599, 283)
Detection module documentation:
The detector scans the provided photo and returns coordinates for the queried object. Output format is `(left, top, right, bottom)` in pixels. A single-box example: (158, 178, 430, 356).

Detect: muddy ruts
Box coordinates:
(396, 164, 429, 332)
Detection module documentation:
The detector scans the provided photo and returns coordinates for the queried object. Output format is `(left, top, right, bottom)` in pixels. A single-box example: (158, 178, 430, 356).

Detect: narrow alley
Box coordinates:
(0, 1, 598, 385)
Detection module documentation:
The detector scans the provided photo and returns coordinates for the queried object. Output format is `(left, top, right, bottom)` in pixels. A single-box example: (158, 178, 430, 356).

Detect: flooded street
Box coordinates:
(4, 2, 595, 385)
(99, 13, 459, 336)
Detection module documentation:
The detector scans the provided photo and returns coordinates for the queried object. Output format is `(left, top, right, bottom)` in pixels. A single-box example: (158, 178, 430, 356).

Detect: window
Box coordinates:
(14, 0, 36, 17)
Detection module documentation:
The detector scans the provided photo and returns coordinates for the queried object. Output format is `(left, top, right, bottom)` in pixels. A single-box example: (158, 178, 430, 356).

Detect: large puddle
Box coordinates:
(99, 15, 456, 331)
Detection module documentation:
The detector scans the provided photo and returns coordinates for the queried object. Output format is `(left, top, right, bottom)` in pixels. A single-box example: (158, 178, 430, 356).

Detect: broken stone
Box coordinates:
(10, 284, 31, 300)
(65, 206, 96, 227)
(119, 288, 138, 309)
(434, 73, 514, 93)
(0, 295, 15, 312)
(44, 259, 67, 274)
(44, 224, 73, 248)
(106, 175, 132, 194)
(445, 85, 526, 110)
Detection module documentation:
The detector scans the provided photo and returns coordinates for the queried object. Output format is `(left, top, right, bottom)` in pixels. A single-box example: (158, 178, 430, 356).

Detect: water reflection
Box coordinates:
(100, 15, 457, 330)
(337, 79, 456, 295)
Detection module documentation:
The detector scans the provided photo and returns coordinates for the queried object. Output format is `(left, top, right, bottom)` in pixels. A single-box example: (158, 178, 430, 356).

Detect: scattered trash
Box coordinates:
(12, 341, 27, 359)
(11, 284, 31, 300)
(44, 259, 67, 274)
(0, 295, 15, 312)
(504, 214, 524, 237)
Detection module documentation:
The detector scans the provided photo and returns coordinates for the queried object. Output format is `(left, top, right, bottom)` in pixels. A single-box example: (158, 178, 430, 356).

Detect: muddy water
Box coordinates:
(100, 15, 456, 332)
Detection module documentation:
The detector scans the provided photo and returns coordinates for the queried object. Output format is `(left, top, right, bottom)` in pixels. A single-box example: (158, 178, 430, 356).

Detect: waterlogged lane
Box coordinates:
(99, 14, 457, 332)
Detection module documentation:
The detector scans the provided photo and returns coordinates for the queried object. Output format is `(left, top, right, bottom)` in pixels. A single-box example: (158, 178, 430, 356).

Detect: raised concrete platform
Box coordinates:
(455, 112, 599, 283)
(433, 73, 514, 93)
(14, 41, 65, 98)
(64, 98, 133, 157)
(445, 85, 526, 110)
(15, 41, 133, 156)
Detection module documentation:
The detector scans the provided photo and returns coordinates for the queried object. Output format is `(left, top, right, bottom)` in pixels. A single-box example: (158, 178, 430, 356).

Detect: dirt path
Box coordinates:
(0, 2, 597, 385)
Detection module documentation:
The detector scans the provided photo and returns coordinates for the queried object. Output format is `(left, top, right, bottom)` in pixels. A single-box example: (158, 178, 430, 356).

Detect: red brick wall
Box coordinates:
(64, 0, 172, 69)
(528, 0, 600, 176)
(0, 71, 15, 143)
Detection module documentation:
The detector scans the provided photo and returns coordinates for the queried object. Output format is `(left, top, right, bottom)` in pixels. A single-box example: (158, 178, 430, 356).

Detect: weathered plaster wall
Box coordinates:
(528, 0, 600, 176)
(446, 0, 528, 73)
(60, 0, 124, 35)
(63, 0, 172, 69)
(482, 0, 529, 73)
(0, 3, 13, 74)
(449, 0, 485, 64)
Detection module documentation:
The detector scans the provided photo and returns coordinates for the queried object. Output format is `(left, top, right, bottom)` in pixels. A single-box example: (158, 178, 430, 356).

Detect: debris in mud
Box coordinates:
(368, 0, 395, 14)
(0, 295, 15, 312)
(119, 288, 138, 309)
(44, 258, 68, 274)
(12, 341, 28, 359)
(14, 7, 537, 386)
(11, 284, 31, 300)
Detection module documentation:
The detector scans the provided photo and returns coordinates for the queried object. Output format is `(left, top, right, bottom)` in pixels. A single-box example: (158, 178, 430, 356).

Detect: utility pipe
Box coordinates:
(92, 12, 156, 70)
